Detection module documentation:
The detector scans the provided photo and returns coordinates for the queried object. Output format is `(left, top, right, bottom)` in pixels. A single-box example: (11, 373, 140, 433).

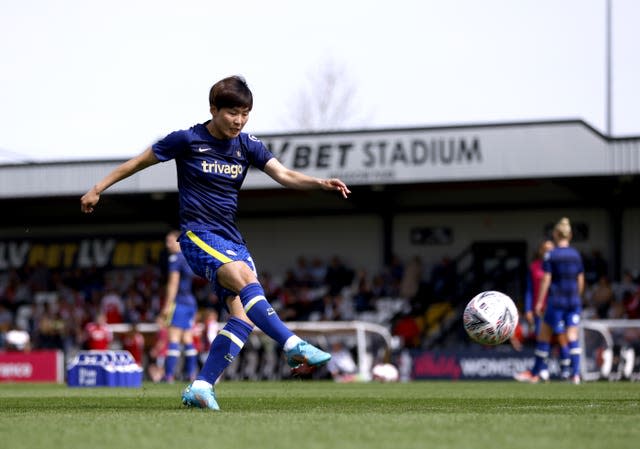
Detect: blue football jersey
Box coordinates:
(168, 251, 197, 307)
(542, 246, 584, 309)
(152, 122, 274, 243)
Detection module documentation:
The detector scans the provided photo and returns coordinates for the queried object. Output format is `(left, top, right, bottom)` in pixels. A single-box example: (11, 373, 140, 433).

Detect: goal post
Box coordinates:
(108, 320, 393, 381)
(581, 319, 640, 382)
(258, 321, 394, 380)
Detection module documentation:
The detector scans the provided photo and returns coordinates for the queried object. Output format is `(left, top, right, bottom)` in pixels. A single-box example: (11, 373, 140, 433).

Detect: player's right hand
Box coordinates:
(525, 311, 534, 326)
(160, 308, 172, 327)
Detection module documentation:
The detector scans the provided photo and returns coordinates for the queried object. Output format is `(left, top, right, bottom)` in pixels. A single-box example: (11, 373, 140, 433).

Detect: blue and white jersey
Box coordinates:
(168, 251, 197, 307)
(152, 122, 274, 243)
(543, 246, 584, 309)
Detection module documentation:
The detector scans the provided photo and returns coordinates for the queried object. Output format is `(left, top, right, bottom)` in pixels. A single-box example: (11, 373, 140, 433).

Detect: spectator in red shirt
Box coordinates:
(100, 287, 124, 324)
(84, 312, 113, 350)
(121, 323, 145, 365)
(393, 313, 422, 349)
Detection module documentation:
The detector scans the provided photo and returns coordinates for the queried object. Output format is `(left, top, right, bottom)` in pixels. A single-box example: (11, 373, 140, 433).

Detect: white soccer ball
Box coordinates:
(463, 290, 518, 345)
(371, 363, 399, 382)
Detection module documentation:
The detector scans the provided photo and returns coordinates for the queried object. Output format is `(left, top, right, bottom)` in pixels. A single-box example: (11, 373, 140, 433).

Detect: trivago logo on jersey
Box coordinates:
(200, 160, 243, 179)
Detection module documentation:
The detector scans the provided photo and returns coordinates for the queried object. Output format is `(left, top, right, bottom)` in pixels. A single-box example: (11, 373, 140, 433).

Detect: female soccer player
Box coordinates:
(161, 230, 199, 383)
(522, 218, 585, 384)
(81, 75, 351, 410)
(515, 238, 571, 381)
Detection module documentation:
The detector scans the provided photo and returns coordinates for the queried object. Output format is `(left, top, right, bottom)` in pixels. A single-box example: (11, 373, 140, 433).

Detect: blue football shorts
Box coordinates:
(169, 301, 197, 330)
(543, 306, 581, 334)
(178, 229, 258, 304)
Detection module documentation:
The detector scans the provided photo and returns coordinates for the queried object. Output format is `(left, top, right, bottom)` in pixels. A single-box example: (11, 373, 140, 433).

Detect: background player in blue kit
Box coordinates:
(521, 217, 585, 384)
(161, 230, 199, 383)
(80, 75, 351, 410)
(514, 238, 571, 382)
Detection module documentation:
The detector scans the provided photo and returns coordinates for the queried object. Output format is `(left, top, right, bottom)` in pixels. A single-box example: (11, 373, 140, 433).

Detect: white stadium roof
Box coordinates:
(0, 119, 638, 199)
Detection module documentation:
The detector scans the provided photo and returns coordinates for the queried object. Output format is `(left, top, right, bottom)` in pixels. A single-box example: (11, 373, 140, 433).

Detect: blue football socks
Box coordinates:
(531, 341, 550, 376)
(164, 342, 181, 380)
(240, 283, 294, 347)
(568, 340, 581, 377)
(559, 344, 571, 377)
(183, 343, 198, 380)
(196, 317, 253, 384)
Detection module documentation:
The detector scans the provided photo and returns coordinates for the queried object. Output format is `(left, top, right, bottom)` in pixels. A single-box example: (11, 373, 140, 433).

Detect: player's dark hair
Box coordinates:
(209, 75, 253, 110)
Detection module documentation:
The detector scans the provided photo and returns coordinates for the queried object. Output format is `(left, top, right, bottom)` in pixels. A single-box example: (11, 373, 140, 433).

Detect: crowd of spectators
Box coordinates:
(1, 249, 639, 362)
(583, 270, 640, 320)
(0, 254, 407, 355)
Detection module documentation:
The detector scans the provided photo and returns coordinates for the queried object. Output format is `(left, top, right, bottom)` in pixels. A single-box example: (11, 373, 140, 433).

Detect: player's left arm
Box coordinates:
(263, 158, 351, 199)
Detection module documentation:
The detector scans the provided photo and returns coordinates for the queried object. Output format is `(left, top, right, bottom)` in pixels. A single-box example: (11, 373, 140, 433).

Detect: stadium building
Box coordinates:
(1, 119, 639, 381)
(1, 119, 638, 282)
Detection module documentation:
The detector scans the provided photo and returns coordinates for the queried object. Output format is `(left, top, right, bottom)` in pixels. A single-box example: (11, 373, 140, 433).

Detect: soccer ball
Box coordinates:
(371, 363, 399, 382)
(463, 290, 518, 345)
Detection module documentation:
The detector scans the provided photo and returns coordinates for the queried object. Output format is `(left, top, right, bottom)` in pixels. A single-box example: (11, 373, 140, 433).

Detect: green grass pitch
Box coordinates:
(1, 380, 638, 449)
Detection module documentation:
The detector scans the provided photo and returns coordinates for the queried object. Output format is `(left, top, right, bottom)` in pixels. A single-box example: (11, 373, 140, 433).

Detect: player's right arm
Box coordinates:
(80, 147, 159, 213)
(577, 272, 585, 297)
(162, 270, 180, 325)
(263, 157, 351, 198)
(535, 273, 552, 317)
(523, 270, 534, 325)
